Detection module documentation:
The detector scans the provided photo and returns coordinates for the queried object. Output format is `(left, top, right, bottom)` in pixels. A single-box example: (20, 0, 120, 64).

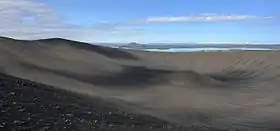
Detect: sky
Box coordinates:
(0, 0, 279, 44)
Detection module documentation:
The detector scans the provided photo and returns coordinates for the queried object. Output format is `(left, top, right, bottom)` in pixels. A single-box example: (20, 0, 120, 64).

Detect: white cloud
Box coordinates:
(0, 0, 58, 27)
(0, 0, 121, 42)
(146, 13, 277, 23)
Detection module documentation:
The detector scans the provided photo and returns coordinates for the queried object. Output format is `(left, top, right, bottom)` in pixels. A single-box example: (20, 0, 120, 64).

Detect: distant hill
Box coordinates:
(119, 42, 148, 49)
(116, 42, 280, 50)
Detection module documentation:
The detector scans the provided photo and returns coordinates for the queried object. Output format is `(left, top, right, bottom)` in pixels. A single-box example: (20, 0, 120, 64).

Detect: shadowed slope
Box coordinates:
(36, 38, 138, 60)
(18, 61, 271, 89)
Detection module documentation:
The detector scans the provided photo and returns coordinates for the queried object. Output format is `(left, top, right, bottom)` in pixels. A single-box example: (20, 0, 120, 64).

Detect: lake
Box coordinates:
(143, 48, 275, 52)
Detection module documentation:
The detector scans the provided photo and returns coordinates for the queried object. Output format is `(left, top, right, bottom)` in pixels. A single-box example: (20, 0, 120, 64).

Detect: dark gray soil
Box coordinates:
(0, 73, 229, 131)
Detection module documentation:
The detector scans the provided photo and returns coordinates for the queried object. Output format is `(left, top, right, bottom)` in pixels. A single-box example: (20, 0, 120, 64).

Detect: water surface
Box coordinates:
(143, 48, 275, 52)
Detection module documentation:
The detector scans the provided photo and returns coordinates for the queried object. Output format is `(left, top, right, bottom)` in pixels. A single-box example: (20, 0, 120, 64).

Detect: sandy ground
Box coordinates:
(1, 37, 280, 130)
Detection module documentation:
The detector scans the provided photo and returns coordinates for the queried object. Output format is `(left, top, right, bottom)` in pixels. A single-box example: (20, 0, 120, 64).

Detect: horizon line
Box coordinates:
(1, 36, 280, 45)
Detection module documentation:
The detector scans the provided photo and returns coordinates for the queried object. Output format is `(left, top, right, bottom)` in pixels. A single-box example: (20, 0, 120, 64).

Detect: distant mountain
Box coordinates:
(120, 42, 148, 49)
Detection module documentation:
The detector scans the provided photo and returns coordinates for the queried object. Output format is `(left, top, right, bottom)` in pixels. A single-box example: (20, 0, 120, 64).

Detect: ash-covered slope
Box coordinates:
(1, 37, 280, 130)
(1, 72, 207, 131)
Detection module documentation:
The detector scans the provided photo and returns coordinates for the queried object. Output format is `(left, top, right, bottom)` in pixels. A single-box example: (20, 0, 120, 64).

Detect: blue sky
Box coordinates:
(0, 0, 279, 43)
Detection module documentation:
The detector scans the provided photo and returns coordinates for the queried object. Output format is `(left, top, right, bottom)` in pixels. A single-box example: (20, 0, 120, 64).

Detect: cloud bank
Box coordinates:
(0, 0, 108, 42)
(146, 13, 277, 23)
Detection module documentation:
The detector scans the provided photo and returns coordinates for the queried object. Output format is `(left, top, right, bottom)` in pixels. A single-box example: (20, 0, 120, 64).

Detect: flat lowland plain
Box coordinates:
(1, 37, 280, 131)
